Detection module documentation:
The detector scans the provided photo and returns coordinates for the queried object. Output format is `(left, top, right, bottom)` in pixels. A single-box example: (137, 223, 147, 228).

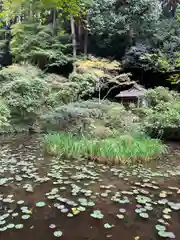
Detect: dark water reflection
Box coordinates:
(0, 135, 180, 240)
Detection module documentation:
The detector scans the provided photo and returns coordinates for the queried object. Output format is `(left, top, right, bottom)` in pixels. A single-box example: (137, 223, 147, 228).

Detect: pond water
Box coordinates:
(0, 135, 180, 240)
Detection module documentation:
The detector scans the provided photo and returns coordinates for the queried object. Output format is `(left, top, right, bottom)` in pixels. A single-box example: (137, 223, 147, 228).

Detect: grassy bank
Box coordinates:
(43, 133, 166, 164)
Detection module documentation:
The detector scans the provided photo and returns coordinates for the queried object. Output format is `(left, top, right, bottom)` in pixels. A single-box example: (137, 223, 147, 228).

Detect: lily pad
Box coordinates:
(36, 201, 46, 207)
(155, 225, 166, 231)
(117, 214, 124, 219)
(22, 214, 30, 220)
(49, 224, 56, 229)
(119, 208, 126, 213)
(158, 231, 175, 238)
(7, 223, 15, 229)
(15, 224, 24, 229)
(104, 223, 114, 229)
(139, 212, 149, 219)
(53, 230, 63, 237)
(90, 210, 104, 219)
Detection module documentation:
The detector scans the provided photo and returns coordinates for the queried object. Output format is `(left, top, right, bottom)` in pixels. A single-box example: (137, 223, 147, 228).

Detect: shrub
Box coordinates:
(43, 133, 166, 164)
(40, 99, 144, 136)
(144, 87, 180, 107)
(0, 64, 43, 82)
(0, 77, 51, 124)
(69, 72, 99, 98)
(0, 99, 10, 128)
(143, 101, 180, 137)
(40, 100, 104, 134)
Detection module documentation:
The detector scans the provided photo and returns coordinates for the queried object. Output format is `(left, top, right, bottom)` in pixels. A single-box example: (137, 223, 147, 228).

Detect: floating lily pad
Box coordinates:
(15, 224, 24, 229)
(7, 223, 15, 229)
(53, 230, 63, 237)
(155, 225, 166, 231)
(163, 214, 171, 220)
(139, 212, 149, 219)
(0, 226, 7, 231)
(17, 200, 24, 205)
(0, 220, 6, 225)
(119, 208, 126, 213)
(36, 202, 46, 207)
(91, 210, 104, 219)
(67, 213, 73, 217)
(158, 231, 175, 238)
(22, 214, 30, 220)
(117, 214, 124, 219)
(49, 224, 56, 229)
(104, 223, 114, 229)
(78, 206, 86, 212)
(163, 208, 171, 214)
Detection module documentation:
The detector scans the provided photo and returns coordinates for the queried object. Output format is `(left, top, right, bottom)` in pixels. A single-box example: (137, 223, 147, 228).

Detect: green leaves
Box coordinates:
(10, 22, 71, 68)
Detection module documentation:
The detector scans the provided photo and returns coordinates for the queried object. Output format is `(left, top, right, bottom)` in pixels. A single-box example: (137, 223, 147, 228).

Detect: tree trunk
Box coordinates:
(52, 9, 56, 35)
(70, 14, 77, 72)
(84, 13, 89, 56)
(29, 3, 33, 20)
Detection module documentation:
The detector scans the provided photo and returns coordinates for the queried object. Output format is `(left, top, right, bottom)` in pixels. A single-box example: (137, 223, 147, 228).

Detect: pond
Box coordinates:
(0, 135, 180, 240)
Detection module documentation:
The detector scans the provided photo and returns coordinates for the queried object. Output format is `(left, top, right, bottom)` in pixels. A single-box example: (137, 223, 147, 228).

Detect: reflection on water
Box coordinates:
(0, 135, 180, 240)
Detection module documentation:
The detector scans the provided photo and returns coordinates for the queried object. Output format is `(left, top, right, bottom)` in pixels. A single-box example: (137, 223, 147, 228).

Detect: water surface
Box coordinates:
(0, 135, 180, 240)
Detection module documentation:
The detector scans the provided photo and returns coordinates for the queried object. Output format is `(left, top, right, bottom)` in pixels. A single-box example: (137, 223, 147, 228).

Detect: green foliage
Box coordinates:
(40, 100, 104, 134)
(144, 87, 179, 107)
(0, 99, 10, 128)
(0, 75, 51, 123)
(10, 22, 71, 69)
(142, 102, 180, 137)
(43, 132, 166, 164)
(135, 87, 180, 138)
(143, 53, 170, 73)
(69, 72, 99, 98)
(40, 99, 144, 136)
(88, 0, 161, 57)
(1, 0, 88, 20)
(168, 73, 180, 85)
(0, 64, 43, 82)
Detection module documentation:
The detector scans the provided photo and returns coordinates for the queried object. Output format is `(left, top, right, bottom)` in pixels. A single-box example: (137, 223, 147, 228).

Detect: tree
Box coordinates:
(88, 0, 162, 57)
(1, 0, 87, 20)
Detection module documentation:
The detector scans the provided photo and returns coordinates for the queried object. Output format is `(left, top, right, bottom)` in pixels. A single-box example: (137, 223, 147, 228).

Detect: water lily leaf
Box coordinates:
(15, 224, 24, 229)
(117, 214, 124, 219)
(7, 223, 15, 229)
(163, 214, 171, 219)
(17, 200, 24, 205)
(53, 230, 63, 237)
(155, 225, 166, 231)
(104, 223, 114, 229)
(67, 213, 73, 217)
(90, 210, 104, 219)
(139, 212, 149, 219)
(36, 201, 46, 207)
(49, 224, 56, 229)
(0, 226, 7, 231)
(119, 208, 126, 213)
(158, 231, 175, 238)
(21, 214, 30, 220)
(78, 206, 86, 212)
(72, 208, 80, 215)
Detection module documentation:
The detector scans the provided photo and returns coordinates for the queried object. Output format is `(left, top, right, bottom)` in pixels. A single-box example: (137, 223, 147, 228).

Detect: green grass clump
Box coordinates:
(43, 133, 166, 164)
